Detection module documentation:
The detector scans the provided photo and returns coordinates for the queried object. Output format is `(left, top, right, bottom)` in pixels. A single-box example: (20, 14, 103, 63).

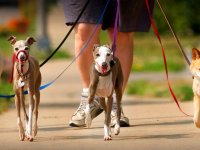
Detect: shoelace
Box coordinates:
(75, 100, 87, 115)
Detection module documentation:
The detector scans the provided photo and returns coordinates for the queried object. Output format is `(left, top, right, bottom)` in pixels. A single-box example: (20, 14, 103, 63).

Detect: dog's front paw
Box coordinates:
(113, 124, 120, 135)
(85, 104, 92, 128)
(19, 126, 25, 141)
(18, 121, 25, 141)
(33, 123, 38, 137)
(104, 135, 112, 141)
(25, 130, 34, 142)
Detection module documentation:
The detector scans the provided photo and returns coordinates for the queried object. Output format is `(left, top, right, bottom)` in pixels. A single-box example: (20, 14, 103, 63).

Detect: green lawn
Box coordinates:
(126, 79, 193, 101)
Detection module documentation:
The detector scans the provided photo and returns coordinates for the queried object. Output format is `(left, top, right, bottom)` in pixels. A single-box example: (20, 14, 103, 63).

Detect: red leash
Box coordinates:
(145, 0, 192, 117)
(9, 50, 29, 83)
(9, 54, 16, 83)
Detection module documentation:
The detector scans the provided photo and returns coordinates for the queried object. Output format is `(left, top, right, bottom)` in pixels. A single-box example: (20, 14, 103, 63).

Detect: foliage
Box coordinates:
(0, 81, 13, 114)
(154, 0, 200, 35)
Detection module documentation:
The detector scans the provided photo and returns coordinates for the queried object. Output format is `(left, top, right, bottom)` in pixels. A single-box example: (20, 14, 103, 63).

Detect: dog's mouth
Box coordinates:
(101, 65, 108, 74)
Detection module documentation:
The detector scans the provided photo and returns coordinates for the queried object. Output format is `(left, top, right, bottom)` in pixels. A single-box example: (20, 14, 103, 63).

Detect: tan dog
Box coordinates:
(8, 36, 41, 141)
(190, 48, 200, 128)
(85, 45, 123, 140)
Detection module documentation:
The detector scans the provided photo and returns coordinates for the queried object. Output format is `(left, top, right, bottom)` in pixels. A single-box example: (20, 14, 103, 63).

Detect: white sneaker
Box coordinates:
(69, 92, 103, 127)
(111, 94, 130, 127)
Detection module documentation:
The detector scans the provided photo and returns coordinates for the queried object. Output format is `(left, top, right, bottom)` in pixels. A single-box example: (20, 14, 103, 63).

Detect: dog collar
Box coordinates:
(16, 60, 30, 80)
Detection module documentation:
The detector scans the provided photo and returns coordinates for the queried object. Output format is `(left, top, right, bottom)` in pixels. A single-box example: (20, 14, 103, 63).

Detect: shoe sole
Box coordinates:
(120, 120, 130, 127)
(69, 122, 86, 127)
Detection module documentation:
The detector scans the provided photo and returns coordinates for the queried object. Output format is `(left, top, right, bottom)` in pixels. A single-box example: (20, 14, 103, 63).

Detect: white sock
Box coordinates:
(113, 92, 117, 103)
(82, 88, 89, 93)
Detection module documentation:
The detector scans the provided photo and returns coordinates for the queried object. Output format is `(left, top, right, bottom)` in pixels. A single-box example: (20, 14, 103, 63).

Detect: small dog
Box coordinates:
(85, 44, 123, 140)
(8, 36, 41, 141)
(190, 48, 200, 128)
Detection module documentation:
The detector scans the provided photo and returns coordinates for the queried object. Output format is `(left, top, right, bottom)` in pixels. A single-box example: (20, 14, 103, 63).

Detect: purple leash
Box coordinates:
(112, 0, 120, 59)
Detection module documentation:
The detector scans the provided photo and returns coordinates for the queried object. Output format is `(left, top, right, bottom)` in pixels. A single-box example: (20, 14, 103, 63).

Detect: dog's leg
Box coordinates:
(15, 91, 25, 141)
(20, 86, 28, 127)
(114, 89, 122, 135)
(193, 94, 200, 128)
(85, 75, 98, 128)
(104, 96, 112, 140)
(26, 92, 35, 141)
(33, 90, 40, 137)
(85, 92, 95, 128)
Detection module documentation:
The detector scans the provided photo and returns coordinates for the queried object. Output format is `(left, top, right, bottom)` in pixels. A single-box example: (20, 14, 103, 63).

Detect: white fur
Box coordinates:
(94, 46, 112, 74)
(104, 124, 111, 140)
(96, 73, 113, 97)
(85, 104, 92, 127)
(14, 40, 28, 51)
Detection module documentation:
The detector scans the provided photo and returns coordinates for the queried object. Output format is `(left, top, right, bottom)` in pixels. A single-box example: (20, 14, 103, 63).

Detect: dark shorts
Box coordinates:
(61, 0, 154, 32)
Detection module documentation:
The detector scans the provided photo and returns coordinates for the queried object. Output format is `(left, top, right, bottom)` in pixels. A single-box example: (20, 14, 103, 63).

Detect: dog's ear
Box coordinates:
(103, 44, 110, 48)
(8, 36, 16, 45)
(26, 37, 36, 45)
(93, 44, 99, 51)
(192, 48, 200, 60)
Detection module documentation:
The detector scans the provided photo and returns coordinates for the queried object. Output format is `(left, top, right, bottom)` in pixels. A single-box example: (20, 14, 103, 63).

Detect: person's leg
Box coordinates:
(74, 23, 101, 88)
(108, 29, 134, 127)
(69, 23, 103, 127)
(108, 29, 133, 92)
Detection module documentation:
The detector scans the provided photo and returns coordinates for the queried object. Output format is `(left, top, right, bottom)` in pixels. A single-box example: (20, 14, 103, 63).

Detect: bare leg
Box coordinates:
(107, 29, 134, 92)
(74, 23, 101, 88)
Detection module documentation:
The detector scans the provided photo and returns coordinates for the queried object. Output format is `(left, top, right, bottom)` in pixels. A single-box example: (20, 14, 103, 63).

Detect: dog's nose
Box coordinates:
(20, 55, 25, 61)
(102, 62, 107, 68)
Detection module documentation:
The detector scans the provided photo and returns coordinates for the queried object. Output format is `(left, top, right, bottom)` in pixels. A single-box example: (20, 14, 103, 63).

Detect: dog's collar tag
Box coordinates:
(18, 78, 25, 88)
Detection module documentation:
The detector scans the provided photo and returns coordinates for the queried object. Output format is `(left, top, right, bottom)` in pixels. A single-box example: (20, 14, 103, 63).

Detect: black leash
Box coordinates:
(39, 0, 90, 67)
(156, 0, 191, 66)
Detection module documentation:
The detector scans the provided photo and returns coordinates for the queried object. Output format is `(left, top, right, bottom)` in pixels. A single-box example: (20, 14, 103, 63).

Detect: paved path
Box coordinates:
(0, 60, 199, 150)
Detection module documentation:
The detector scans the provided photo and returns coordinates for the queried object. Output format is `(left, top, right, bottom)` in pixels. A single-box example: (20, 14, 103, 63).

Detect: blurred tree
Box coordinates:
(153, 0, 200, 35)
(187, 0, 200, 34)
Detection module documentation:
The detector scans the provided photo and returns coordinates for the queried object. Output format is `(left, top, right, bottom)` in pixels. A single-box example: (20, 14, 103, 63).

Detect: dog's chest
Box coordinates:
(96, 73, 113, 97)
(193, 78, 200, 96)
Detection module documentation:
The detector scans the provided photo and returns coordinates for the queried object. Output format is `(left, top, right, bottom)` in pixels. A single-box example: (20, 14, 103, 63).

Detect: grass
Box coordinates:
(126, 80, 193, 101)
(0, 81, 13, 114)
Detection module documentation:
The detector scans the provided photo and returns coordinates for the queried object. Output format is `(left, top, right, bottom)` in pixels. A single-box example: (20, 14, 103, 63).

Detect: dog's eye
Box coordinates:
(107, 53, 111, 56)
(96, 53, 100, 57)
(15, 48, 19, 51)
(25, 47, 29, 51)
